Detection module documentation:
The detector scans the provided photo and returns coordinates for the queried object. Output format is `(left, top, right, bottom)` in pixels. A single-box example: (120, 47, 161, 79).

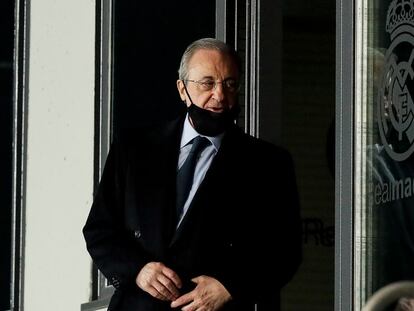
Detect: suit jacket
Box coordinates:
(83, 115, 302, 311)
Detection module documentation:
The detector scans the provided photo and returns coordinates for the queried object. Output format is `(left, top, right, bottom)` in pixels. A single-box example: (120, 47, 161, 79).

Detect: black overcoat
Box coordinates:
(83, 115, 302, 311)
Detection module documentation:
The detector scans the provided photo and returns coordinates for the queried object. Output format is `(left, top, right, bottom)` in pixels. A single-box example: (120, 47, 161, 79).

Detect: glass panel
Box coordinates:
(281, 2, 336, 310)
(356, 0, 414, 308)
(111, 1, 216, 135)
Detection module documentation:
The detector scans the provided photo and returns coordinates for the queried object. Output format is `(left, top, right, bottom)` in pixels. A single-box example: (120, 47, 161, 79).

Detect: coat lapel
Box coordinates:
(134, 116, 184, 252)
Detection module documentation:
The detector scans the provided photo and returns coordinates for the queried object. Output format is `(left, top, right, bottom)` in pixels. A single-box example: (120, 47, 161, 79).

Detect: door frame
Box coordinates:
(335, 0, 355, 310)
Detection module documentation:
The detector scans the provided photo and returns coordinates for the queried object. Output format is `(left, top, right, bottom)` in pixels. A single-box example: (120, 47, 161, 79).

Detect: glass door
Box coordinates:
(354, 0, 414, 309)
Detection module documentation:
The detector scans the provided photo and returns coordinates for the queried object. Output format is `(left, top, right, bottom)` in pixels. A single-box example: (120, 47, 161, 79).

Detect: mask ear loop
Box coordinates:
(182, 80, 197, 127)
(182, 80, 196, 106)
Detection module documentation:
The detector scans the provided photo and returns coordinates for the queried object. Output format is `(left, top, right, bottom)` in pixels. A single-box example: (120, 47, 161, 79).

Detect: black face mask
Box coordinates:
(183, 82, 239, 136)
(187, 103, 239, 136)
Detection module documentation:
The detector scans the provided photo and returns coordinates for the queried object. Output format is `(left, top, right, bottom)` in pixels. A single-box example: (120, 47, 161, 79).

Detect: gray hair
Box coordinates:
(178, 38, 240, 80)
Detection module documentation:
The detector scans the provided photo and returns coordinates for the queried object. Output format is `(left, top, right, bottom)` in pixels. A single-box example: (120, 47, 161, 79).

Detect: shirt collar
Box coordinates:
(180, 113, 223, 151)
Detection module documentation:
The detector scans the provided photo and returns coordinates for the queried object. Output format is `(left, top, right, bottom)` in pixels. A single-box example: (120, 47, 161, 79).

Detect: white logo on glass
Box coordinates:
(378, 0, 414, 161)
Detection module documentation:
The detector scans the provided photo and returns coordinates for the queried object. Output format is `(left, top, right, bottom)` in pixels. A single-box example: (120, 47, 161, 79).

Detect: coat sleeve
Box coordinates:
(82, 139, 149, 290)
(264, 148, 302, 289)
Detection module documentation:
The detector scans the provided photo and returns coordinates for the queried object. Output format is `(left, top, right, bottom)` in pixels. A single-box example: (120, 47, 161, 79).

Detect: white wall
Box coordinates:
(24, 0, 95, 310)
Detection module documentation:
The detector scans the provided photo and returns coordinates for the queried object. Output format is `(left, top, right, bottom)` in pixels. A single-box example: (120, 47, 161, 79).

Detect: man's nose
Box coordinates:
(212, 82, 225, 102)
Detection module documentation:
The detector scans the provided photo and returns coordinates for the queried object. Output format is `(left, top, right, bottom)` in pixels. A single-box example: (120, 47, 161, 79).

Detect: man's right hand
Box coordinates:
(136, 262, 182, 301)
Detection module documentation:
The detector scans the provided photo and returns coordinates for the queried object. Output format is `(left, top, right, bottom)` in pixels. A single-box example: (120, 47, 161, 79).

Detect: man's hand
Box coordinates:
(136, 262, 182, 301)
(170, 275, 232, 311)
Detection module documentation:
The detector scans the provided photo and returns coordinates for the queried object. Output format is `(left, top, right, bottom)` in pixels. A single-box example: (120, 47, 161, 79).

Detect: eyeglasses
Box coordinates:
(183, 79, 240, 93)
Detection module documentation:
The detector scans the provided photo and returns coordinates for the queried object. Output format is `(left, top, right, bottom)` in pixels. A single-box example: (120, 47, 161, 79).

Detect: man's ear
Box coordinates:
(176, 80, 187, 103)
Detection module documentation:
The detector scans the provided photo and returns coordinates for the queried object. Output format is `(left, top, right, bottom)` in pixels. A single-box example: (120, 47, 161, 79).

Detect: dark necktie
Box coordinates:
(176, 136, 210, 219)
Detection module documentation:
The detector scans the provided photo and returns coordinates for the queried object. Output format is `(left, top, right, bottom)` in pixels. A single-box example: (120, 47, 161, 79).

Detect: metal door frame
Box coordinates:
(335, 0, 355, 310)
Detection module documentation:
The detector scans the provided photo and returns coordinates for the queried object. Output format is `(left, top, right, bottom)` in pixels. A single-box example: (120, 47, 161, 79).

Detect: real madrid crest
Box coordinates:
(378, 0, 414, 161)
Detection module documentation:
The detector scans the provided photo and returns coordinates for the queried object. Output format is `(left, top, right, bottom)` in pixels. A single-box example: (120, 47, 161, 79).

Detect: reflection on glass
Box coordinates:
(358, 0, 414, 308)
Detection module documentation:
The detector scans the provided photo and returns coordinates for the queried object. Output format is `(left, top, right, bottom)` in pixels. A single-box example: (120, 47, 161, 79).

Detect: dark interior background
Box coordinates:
(112, 1, 216, 135)
(0, 0, 14, 310)
(280, 1, 335, 309)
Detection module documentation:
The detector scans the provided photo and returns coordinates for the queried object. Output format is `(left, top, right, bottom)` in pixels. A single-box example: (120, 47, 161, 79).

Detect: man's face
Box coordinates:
(177, 49, 239, 112)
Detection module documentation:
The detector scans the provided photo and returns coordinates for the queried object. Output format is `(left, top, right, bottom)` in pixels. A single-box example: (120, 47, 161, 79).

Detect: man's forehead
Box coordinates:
(189, 49, 232, 61)
(187, 49, 238, 75)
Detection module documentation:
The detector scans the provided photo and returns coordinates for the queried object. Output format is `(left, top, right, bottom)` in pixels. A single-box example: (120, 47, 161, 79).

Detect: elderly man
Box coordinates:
(83, 38, 302, 311)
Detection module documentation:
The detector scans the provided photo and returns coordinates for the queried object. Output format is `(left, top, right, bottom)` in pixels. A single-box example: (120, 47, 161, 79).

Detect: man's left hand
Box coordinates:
(170, 275, 231, 311)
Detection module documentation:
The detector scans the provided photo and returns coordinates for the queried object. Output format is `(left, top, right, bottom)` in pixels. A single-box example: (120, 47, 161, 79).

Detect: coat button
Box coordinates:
(134, 230, 141, 238)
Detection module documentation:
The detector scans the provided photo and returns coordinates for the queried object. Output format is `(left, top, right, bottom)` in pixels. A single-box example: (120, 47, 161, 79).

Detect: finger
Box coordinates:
(171, 291, 194, 308)
(157, 273, 180, 298)
(191, 276, 201, 284)
(181, 300, 198, 311)
(146, 285, 170, 301)
(152, 280, 176, 301)
(162, 266, 182, 288)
